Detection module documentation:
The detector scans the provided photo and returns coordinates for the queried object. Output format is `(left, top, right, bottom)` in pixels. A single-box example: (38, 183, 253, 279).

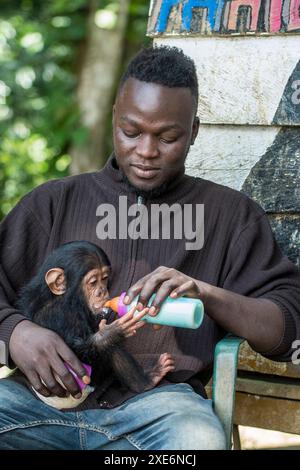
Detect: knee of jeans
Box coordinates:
(166, 412, 227, 450)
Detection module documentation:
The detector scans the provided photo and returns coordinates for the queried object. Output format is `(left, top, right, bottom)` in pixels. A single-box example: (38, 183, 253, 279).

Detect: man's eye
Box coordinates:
(123, 130, 140, 138)
(160, 137, 177, 144)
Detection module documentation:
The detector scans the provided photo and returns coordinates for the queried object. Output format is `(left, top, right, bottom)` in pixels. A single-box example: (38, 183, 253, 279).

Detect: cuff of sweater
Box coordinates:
(259, 297, 296, 358)
(0, 314, 27, 367)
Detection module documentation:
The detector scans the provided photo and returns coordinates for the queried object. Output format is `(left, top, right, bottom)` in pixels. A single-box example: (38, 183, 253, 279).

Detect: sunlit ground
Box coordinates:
(239, 426, 300, 450)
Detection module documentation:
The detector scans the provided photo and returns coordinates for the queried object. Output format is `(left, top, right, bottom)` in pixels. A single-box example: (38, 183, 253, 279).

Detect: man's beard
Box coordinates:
(119, 168, 171, 199)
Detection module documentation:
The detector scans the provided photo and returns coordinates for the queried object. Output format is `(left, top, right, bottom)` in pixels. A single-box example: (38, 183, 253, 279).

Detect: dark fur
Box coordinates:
(16, 241, 152, 393)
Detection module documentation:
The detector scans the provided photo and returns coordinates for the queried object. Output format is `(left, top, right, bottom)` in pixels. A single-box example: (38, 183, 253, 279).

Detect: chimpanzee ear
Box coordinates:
(45, 268, 66, 295)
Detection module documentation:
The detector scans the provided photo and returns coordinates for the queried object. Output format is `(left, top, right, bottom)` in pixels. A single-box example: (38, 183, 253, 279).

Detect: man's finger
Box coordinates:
(124, 280, 147, 305)
(124, 269, 165, 305)
(136, 271, 181, 311)
(170, 280, 199, 298)
(27, 371, 52, 397)
(56, 341, 87, 383)
(50, 356, 85, 398)
(36, 365, 68, 398)
(147, 277, 184, 312)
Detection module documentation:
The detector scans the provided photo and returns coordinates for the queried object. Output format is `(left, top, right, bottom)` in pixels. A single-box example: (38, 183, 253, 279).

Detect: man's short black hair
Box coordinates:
(119, 45, 199, 107)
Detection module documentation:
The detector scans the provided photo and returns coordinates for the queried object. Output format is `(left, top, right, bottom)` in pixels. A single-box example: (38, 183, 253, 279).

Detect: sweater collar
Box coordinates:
(96, 154, 193, 203)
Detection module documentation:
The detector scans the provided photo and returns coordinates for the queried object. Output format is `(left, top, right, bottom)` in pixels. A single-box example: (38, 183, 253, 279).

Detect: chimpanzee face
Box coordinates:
(82, 266, 110, 314)
(45, 264, 111, 315)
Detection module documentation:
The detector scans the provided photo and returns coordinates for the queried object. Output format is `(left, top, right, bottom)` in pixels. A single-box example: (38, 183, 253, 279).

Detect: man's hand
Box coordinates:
(9, 320, 89, 398)
(124, 266, 203, 317)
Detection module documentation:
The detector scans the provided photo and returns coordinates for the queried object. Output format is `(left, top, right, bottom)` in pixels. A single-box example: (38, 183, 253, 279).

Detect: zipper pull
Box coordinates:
(137, 195, 144, 205)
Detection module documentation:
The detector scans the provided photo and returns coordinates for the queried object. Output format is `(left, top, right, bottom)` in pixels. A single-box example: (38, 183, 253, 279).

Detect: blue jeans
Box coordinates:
(0, 380, 226, 450)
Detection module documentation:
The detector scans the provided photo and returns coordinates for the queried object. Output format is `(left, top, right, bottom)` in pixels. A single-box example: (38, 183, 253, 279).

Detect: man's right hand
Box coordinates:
(9, 320, 88, 398)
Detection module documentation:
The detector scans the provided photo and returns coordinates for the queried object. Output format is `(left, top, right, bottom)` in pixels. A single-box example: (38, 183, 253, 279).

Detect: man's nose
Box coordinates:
(136, 134, 159, 158)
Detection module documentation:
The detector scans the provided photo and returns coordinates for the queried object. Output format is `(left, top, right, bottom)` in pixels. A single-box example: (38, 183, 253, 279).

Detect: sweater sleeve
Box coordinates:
(222, 202, 300, 362)
(0, 184, 58, 366)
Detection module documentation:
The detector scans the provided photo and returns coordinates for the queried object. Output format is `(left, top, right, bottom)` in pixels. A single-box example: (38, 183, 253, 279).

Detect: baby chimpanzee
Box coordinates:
(17, 241, 174, 407)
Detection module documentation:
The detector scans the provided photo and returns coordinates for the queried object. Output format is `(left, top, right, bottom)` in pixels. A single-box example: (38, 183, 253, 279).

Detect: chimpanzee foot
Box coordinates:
(146, 353, 175, 390)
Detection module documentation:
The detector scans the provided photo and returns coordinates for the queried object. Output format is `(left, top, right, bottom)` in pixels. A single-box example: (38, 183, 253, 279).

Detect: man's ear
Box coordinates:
(191, 116, 200, 145)
(45, 268, 66, 295)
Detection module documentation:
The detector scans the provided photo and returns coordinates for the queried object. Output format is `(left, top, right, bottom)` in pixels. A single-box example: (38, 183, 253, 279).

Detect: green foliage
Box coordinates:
(0, 0, 150, 219)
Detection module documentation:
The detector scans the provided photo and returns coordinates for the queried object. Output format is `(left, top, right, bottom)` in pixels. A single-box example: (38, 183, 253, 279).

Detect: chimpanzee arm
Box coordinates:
(86, 321, 151, 392)
(89, 325, 125, 353)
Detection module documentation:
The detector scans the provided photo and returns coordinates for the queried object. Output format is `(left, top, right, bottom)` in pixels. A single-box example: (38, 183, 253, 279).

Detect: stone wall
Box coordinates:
(147, 0, 300, 266)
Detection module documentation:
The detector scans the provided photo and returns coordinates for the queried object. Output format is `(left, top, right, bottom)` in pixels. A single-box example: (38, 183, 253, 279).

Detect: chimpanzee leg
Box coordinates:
(110, 347, 174, 393)
(109, 346, 150, 392)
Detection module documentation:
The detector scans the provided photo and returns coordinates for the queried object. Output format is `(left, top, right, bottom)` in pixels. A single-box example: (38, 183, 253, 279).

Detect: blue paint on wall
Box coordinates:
(156, 0, 224, 32)
(181, 0, 222, 31)
(156, 1, 180, 32)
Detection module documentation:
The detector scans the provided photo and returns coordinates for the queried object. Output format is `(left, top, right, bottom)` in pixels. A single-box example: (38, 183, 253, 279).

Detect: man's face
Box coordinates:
(113, 78, 199, 192)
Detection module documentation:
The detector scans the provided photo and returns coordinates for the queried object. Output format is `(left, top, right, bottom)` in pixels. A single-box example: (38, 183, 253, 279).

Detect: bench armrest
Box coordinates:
(212, 335, 245, 449)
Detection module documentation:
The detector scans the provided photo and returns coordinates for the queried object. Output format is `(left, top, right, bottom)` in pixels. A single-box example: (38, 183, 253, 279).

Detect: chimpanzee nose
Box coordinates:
(97, 287, 108, 297)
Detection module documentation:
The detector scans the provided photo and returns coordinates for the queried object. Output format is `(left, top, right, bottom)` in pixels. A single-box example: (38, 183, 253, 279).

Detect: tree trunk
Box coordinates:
(70, 0, 130, 174)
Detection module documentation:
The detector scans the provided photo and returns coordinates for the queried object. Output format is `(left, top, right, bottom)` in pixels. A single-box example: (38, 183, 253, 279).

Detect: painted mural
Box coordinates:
(242, 60, 300, 265)
(148, 0, 300, 34)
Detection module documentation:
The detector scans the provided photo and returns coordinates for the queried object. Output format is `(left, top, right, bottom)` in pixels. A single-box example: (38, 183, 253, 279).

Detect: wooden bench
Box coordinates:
(206, 339, 300, 449)
(233, 342, 300, 439)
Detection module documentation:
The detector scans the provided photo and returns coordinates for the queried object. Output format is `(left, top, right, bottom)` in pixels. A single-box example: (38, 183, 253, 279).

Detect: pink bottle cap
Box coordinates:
(117, 291, 128, 317)
(64, 362, 92, 391)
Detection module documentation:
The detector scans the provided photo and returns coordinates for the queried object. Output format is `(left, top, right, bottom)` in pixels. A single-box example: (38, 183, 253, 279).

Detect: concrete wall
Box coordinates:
(147, 1, 300, 266)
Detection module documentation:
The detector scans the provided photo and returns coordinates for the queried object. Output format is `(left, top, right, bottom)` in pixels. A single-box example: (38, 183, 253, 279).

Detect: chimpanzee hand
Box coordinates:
(98, 305, 149, 338)
(124, 267, 203, 319)
(9, 320, 89, 399)
(92, 306, 149, 353)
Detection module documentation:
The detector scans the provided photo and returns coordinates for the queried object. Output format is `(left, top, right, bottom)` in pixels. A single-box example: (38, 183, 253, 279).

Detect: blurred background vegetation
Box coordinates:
(0, 0, 151, 219)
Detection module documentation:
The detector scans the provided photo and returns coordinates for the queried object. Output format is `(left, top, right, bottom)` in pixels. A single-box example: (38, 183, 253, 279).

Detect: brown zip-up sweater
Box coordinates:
(0, 156, 299, 410)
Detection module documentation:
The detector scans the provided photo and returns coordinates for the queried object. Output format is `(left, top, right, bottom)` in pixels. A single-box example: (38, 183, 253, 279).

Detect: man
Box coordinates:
(0, 46, 299, 450)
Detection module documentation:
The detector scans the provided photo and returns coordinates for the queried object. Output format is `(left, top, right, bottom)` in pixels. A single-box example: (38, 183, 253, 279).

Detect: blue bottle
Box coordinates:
(105, 292, 204, 329)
